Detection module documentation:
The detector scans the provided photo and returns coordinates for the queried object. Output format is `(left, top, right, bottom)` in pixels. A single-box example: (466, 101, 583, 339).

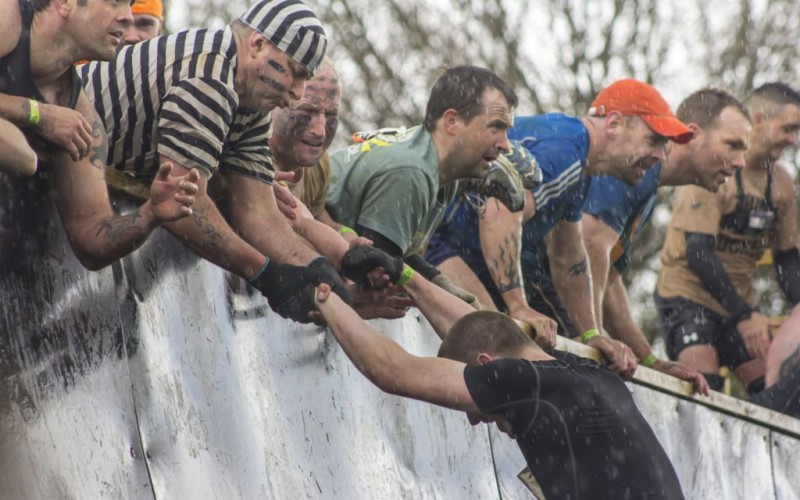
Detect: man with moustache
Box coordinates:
(426, 79, 692, 376)
(656, 82, 800, 393)
(81, 0, 352, 321)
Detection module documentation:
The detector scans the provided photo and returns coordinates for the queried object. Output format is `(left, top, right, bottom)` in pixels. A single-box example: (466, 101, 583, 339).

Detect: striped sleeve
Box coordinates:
(157, 77, 238, 177)
(219, 112, 274, 184)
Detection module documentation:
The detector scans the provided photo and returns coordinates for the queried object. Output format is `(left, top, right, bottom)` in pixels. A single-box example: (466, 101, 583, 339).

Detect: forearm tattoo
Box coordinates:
(778, 345, 800, 381)
(97, 209, 144, 244)
(568, 258, 588, 278)
(490, 233, 522, 294)
(190, 206, 222, 248)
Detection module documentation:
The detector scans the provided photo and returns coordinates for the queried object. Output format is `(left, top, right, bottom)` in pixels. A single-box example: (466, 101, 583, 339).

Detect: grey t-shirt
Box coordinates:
(327, 126, 459, 255)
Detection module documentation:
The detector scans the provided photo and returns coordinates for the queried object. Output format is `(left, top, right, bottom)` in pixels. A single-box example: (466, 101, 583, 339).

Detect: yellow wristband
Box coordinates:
(397, 265, 414, 287)
(338, 226, 357, 236)
(580, 328, 600, 344)
(642, 353, 658, 368)
(28, 99, 40, 127)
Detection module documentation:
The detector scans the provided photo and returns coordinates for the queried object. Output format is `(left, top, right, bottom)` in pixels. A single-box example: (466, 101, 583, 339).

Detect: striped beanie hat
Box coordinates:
(239, 0, 328, 74)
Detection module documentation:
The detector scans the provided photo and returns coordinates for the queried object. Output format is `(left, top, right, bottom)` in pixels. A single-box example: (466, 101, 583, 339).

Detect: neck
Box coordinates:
(267, 138, 296, 172)
(29, 13, 74, 86)
(520, 345, 555, 362)
(581, 116, 604, 176)
(658, 146, 688, 186)
(431, 127, 457, 185)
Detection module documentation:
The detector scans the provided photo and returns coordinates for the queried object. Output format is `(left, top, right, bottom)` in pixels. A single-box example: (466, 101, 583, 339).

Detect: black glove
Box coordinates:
(249, 257, 350, 323)
(307, 256, 352, 305)
(341, 246, 404, 287)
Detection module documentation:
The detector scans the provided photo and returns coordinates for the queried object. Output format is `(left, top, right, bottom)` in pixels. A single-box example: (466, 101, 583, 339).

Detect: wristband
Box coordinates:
(338, 226, 357, 236)
(248, 257, 270, 283)
(28, 99, 40, 127)
(641, 353, 658, 368)
(580, 328, 600, 344)
(397, 265, 414, 287)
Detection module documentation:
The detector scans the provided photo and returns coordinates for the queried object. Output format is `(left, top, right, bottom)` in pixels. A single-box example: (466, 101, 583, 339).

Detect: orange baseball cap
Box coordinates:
(131, 0, 163, 20)
(589, 79, 694, 144)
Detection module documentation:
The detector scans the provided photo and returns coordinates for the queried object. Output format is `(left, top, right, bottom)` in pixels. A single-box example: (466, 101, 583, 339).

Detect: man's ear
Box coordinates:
(441, 109, 463, 135)
(248, 32, 266, 57)
(685, 123, 702, 148)
(476, 352, 494, 365)
(53, 0, 73, 17)
(603, 111, 624, 138)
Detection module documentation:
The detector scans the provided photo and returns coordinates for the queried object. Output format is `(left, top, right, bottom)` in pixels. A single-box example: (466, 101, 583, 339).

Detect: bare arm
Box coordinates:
(315, 284, 479, 413)
(402, 271, 476, 340)
(0, 116, 36, 175)
(479, 195, 557, 344)
(772, 166, 798, 252)
(225, 172, 321, 267)
(603, 271, 709, 394)
(581, 214, 619, 328)
(287, 195, 350, 268)
(546, 219, 597, 334)
(52, 96, 197, 270)
(547, 219, 637, 378)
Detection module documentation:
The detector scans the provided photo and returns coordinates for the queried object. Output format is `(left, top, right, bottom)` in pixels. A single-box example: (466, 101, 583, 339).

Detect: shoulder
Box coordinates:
(0, 0, 22, 58)
(772, 163, 796, 203)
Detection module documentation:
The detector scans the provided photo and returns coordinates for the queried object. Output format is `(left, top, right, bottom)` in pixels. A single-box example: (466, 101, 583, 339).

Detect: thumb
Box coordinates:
(157, 162, 174, 179)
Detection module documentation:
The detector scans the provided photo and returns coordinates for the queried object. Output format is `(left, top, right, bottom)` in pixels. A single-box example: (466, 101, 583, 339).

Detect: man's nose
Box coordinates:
(288, 79, 306, 101)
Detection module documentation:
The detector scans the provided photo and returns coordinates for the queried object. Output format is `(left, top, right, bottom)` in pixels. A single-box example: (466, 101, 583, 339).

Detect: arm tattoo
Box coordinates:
(96, 209, 144, 244)
(88, 116, 107, 171)
(190, 206, 222, 248)
(568, 258, 588, 278)
(489, 233, 522, 294)
(778, 345, 800, 381)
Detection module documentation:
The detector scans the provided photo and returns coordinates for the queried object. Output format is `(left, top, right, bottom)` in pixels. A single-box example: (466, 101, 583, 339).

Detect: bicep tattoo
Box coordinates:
(88, 115, 108, 172)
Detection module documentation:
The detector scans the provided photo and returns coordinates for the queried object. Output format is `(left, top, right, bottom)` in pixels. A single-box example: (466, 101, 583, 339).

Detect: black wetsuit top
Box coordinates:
(0, 0, 82, 156)
(464, 351, 684, 500)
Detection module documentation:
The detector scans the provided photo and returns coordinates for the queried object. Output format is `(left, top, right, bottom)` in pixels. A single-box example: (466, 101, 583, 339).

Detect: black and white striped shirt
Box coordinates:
(80, 28, 274, 183)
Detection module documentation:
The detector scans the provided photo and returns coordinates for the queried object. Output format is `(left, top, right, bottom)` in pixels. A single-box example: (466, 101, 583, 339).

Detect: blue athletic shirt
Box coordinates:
(524, 163, 663, 286)
(582, 163, 663, 274)
(426, 114, 591, 290)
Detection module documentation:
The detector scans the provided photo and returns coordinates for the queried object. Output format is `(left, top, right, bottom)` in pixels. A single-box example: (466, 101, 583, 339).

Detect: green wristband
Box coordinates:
(580, 328, 600, 344)
(338, 226, 357, 236)
(28, 99, 40, 127)
(248, 257, 270, 283)
(397, 265, 414, 287)
(642, 353, 658, 368)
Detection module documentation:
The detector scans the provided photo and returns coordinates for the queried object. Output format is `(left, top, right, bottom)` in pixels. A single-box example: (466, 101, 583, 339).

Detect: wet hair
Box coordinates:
(423, 65, 518, 132)
(675, 88, 750, 130)
(746, 82, 800, 118)
(30, 0, 55, 10)
(437, 310, 533, 364)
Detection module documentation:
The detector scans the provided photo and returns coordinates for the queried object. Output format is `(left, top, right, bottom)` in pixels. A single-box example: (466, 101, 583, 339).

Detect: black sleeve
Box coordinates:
(685, 231, 753, 322)
(774, 247, 800, 306)
(354, 224, 403, 257)
(403, 252, 441, 281)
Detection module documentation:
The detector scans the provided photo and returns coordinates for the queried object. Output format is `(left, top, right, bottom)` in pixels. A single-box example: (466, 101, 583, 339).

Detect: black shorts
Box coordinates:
(655, 294, 753, 369)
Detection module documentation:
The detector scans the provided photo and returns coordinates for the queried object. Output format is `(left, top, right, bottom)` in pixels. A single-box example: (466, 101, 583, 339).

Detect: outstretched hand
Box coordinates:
(148, 163, 199, 222)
